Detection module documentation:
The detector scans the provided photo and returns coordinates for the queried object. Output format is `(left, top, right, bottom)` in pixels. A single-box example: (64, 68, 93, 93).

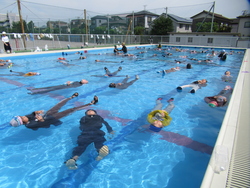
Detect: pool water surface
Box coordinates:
(0, 45, 245, 188)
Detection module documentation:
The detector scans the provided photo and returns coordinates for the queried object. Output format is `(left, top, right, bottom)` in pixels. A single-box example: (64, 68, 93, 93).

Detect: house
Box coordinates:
(162, 13, 192, 32)
(91, 15, 108, 28)
(71, 18, 90, 28)
(236, 13, 250, 37)
(126, 10, 159, 33)
(90, 15, 128, 34)
(99, 15, 127, 33)
(191, 10, 232, 32)
(47, 21, 68, 29)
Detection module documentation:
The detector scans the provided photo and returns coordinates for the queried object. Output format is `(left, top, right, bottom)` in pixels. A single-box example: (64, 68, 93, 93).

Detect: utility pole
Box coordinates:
(210, 1, 215, 32)
(107, 14, 109, 35)
(84, 9, 88, 43)
(17, 0, 26, 49)
(132, 11, 134, 35)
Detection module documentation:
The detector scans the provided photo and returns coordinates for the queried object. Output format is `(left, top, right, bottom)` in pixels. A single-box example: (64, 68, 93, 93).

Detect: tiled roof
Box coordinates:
(168, 14, 192, 23)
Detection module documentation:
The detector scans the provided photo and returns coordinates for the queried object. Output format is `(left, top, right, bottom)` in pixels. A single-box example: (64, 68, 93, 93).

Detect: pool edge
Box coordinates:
(201, 48, 250, 188)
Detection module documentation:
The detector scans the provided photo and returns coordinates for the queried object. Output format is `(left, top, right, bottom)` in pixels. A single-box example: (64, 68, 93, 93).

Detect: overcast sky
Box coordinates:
(1, 0, 250, 22)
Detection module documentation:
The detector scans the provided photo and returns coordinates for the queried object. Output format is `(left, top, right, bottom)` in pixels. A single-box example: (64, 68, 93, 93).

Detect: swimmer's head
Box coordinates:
(109, 83, 116, 88)
(9, 116, 23, 127)
(225, 71, 230, 75)
(208, 101, 218, 108)
(36, 72, 41, 75)
(85, 109, 97, 116)
(186, 63, 192, 69)
(80, 79, 88, 84)
(201, 79, 207, 84)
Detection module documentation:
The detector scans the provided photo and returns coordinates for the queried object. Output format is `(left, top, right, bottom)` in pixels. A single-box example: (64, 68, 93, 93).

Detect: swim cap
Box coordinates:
(10, 116, 23, 127)
(149, 124, 162, 132)
(208, 101, 218, 108)
(36, 72, 41, 75)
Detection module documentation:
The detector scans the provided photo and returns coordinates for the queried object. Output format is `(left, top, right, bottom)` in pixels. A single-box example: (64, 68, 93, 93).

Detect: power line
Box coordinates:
(0, 2, 17, 12)
(22, 0, 84, 11)
(21, 2, 46, 22)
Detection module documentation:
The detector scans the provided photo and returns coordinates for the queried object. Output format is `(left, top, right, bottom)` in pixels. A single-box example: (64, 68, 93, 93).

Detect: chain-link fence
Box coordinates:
(1, 33, 248, 53)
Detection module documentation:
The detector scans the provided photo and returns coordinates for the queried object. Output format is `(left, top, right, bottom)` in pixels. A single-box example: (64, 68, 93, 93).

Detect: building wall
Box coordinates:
(169, 33, 239, 47)
(95, 19, 107, 27)
(176, 23, 192, 32)
(237, 17, 250, 37)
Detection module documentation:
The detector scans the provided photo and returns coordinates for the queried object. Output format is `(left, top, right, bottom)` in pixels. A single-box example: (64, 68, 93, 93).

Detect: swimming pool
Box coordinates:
(0, 46, 245, 188)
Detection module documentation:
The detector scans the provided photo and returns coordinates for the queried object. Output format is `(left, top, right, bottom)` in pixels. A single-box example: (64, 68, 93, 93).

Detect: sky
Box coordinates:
(1, 0, 250, 24)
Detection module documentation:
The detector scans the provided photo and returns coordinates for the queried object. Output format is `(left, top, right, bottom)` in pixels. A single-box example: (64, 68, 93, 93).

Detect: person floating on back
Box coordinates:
(109, 75, 139, 89)
(0, 70, 41, 76)
(204, 86, 233, 107)
(27, 79, 88, 94)
(65, 109, 114, 170)
(147, 98, 175, 132)
(176, 79, 207, 93)
(9, 93, 98, 130)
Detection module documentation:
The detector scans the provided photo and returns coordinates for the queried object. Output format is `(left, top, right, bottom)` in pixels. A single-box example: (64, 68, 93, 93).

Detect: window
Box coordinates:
(99, 20, 102, 23)
(244, 21, 250, 28)
(207, 38, 213, 43)
(179, 24, 183, 28)
(188, 37, 193, 43)
(176, 37, 180, 42)
(185, 25, 189, 30)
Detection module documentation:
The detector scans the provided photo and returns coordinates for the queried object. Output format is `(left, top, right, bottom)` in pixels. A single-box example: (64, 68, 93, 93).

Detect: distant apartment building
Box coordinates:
(0, 13, 19, 28)
(126, 10, 159, 32)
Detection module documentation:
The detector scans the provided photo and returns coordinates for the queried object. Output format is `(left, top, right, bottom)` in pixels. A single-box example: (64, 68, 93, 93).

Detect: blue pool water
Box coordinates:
(0, 46, 245, 188)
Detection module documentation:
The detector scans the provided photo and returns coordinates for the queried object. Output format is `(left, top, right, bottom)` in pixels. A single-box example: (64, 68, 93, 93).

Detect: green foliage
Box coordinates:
(150, 16, 173, 35)
(91, 26, 107, 34)
(196, 22, 232, 32)
(196, 22, 219, 32)
(218, 25, 232, 32)
(134, 26, 145, 35)
(26, 21, 35, 33)
(10, 21, 27, 33)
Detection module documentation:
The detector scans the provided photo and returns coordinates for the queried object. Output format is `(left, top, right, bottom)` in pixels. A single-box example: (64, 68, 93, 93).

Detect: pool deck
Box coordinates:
(1, 46, 249, 187)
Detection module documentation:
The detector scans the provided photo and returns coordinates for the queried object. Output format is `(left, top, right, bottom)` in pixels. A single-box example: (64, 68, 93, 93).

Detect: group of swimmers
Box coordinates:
(4, 44, 236, 170)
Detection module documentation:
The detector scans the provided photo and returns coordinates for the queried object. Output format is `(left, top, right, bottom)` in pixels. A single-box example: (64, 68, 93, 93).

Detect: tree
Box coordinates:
(10, 20, 27, 33)
(92, 26, 107, 34)
(134, 26, 144, 35)
(150, 16, 173, 35)
(26, 21, 35, 33)
(196, 22, 219, 32)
